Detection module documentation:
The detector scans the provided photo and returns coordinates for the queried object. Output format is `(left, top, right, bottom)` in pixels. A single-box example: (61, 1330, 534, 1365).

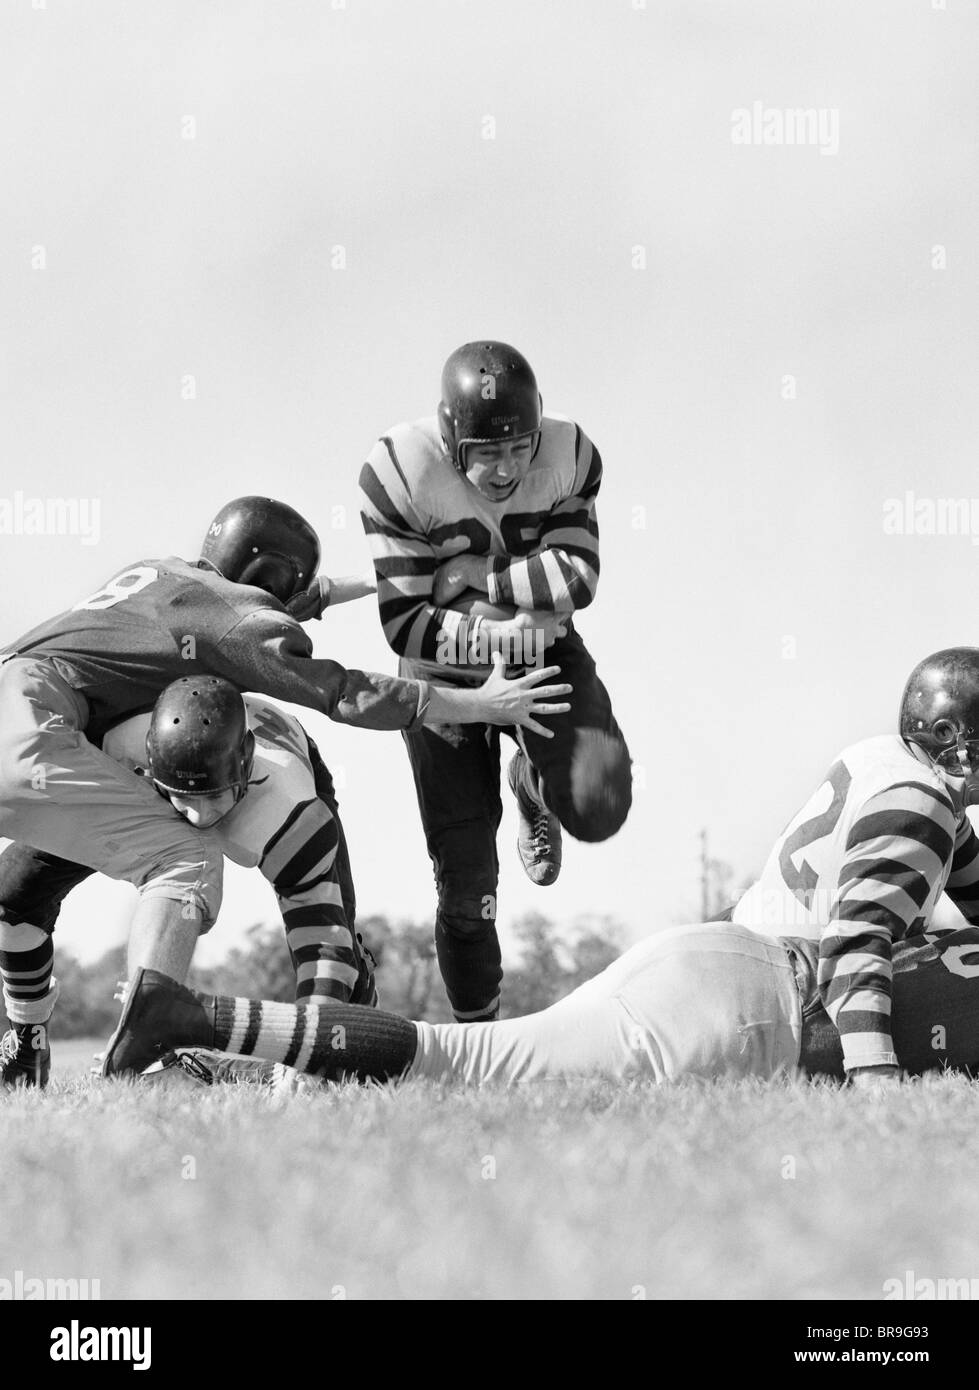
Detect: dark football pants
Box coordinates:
(400, 625, 632, 1018)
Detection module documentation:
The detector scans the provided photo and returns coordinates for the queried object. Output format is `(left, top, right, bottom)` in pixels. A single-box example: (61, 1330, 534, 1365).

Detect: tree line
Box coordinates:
(47, 912, 626, 1039)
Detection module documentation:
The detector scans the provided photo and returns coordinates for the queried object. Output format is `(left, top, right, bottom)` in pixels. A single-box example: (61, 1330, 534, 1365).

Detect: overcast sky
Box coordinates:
(2, 0, 977, 965)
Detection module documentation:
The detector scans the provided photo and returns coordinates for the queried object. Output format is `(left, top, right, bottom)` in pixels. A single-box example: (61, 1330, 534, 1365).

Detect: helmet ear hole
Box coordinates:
(933, 719, 958, 745)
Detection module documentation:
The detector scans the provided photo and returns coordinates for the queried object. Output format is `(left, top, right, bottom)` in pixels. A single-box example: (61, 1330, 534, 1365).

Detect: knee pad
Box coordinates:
(436, 875, 499, 938)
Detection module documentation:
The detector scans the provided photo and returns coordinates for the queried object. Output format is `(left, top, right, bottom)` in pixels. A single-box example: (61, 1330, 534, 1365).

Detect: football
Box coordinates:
(447, 588, 519, 623)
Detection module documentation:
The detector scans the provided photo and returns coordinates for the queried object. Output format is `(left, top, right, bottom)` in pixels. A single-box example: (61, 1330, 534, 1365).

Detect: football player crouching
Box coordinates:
(0, 494, 570, 1086)
(0, 677, 377, 1087)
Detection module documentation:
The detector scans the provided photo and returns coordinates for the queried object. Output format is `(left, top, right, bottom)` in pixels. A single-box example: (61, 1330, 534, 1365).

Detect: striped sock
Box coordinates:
(0, 924, 58, 1025)
(209, 993, 417, 1081)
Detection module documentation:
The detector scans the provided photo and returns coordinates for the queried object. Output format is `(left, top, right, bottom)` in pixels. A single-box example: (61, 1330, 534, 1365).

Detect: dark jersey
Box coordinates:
(2, 557, 427, 741)
(795, 925, 979, 1078)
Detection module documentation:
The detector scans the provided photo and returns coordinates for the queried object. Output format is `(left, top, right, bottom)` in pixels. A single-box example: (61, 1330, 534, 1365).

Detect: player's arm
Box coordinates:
(462, 426, 602, 615)
(256, 791, 361, 1005)
(211, 610, 571, 735)
(943, 813, 979, 925)
(358, 449, 529, 667)
(818, 780, 958, 1079)
(284, 572, 377, 623)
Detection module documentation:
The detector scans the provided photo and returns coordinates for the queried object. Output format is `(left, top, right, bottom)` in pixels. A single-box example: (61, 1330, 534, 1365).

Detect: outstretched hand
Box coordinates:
(477, 651, 572, 737)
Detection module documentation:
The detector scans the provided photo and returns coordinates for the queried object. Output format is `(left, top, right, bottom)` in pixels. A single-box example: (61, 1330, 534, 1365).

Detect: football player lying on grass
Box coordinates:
(729, 646, 979, 1089)
(100, 645, 979, 1089)
(0, 496, 570, 1087)
(101, 919, 979, 1089)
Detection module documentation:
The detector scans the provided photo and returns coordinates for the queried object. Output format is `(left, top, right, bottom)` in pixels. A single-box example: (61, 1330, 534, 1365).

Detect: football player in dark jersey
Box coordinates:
(0, 496, 571, 1084)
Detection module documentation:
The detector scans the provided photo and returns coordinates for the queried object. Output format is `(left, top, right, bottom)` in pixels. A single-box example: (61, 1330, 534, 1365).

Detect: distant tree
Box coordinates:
(43, 911, 630, 1038)
(564, 915, 622, 990)
(503, 913, 623, 1017)
(49, 946, 128, 1040)
(192, 922, 294, 1001)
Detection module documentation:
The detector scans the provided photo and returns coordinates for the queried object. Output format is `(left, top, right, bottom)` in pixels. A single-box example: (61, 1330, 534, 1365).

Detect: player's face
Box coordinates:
(167, 789, 239, 827)
(463, 436, 536, 501)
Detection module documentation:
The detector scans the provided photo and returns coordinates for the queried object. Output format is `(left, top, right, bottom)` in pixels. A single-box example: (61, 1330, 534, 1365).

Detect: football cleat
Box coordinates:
(101, 968, 214, 1079)
(1, 1022, 51, 1089)
(507, 752, 562, 886)
(148, 1048, 320, 1095)
(142, 1048, 221, 1086)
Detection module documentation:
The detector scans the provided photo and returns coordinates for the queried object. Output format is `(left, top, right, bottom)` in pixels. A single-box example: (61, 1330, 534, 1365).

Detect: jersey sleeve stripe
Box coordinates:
(836, 1003, 892, 1031)
(845, 810, 953, 866)
(272, 821, 338, 895)
(359, 462, 423, 537)
(295, 960, 359, 992)
(839, 856, 932, 908)
(826, 898, 909, 937)
(381, 436, 412, 497)
(281, 902, 347, 937)
(886, 779, 955, 816)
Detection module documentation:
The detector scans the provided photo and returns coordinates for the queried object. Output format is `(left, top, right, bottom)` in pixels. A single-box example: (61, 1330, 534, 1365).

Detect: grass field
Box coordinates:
(4, 1041, 979, 1301)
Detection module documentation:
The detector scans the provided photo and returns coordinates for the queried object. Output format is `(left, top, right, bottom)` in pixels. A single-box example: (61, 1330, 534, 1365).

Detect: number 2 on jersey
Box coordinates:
(778, 761, 852, 907)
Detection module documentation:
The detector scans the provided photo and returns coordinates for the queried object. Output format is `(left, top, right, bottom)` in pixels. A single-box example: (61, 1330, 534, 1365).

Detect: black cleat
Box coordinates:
(507, 752, 563, 886)
(1, 1022, 51, 1089)
(101, 969, 215, 1079)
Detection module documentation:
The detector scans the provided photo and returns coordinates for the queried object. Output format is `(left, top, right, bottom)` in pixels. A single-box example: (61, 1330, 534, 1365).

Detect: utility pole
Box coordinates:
(699, 827, 709, 921)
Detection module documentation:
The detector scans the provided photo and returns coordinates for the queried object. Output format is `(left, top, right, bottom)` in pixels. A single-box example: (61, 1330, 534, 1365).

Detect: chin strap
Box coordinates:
(955, 733, 975, 777)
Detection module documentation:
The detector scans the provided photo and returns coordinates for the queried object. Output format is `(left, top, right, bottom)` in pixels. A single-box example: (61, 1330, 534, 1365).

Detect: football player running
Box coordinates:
(732, 647, 979, 1088)
(100, 646, 979, 1089)
(0, 497, 570, 1085)
(359, 341, 632, 1022)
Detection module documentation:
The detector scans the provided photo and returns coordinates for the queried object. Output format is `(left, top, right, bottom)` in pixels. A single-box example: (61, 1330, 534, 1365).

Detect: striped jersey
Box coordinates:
(103, 698, 361, 1003)
(359, 413, 601, 678)
(734, 735, 979, 1071)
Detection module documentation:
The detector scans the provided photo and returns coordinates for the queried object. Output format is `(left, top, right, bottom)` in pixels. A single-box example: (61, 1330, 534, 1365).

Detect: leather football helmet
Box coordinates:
(147, 676, 254, 802)
(200, 497, 320, 604)
(437, 341, 542, 472)
(900, 648, 979, 778)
